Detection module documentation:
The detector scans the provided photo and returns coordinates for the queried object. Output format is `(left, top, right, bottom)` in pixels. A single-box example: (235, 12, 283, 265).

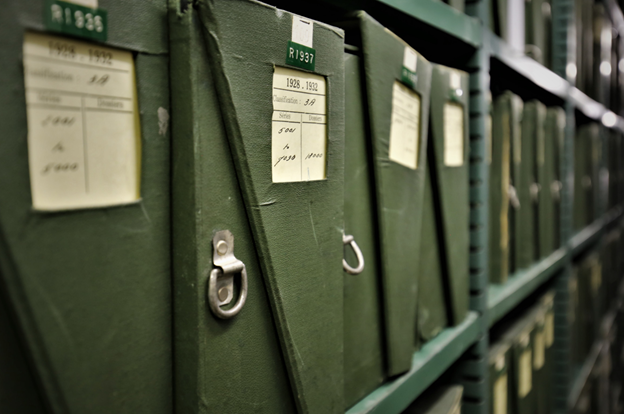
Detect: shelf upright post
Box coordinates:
(551, 0, 576, 411)
(460, 2, 489, 414)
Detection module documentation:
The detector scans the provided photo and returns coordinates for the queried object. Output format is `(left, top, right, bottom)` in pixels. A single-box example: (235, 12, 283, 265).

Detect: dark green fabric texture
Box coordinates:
(169, 5, 296, 414)
(402, 385, 463, 414)
(0, 2, 172, 414)
(417, 162, 448, 343)
(489, 94, 513, 284)
(0, 288, 46, 414)
(541, 293, 555, 414)
(504, 93, 524, 274)
(546, 107, 565, 249)
(524, 0, 546, 64)
(343, 51, 385, 410)
(574, 124, 598, 231)
(358, 12, 431, 376)
(516, 101, 538, 270)
(196, 1, 345, 412)
(488, 342, 511, 414)
(529, 101, 551, 260)
(429, 64, 469, 326)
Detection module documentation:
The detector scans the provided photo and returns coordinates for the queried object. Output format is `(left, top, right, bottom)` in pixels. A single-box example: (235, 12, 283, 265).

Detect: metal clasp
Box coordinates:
(343, 233, 365, 275)
(207, 230, 248, 319)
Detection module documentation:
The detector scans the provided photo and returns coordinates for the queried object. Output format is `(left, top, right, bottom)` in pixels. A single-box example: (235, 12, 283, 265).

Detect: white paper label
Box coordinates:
(403, 47, 418, 72)
(291, 16, 313, 47)
(533, 331, 545, 369)
(23, 32, 140, 211)
(518, 349, 532, 398)
(388, 81, 420, 170)
(494, 373, 508, 414)
(272, 67, 327, 183)
(545, 311, 554, 348)
(450, 71, 461, 89)
(444, 103, 464, 166)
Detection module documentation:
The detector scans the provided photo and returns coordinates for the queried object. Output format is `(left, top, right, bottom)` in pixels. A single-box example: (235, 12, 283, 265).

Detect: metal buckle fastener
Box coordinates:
(343, 233, 365, 275)
(207, 230, 248, 319)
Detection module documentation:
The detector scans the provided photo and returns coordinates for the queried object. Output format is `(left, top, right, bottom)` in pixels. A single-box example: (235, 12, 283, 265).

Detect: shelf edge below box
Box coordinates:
(488, 249, 567, 327)
(346, 311, 480, 414)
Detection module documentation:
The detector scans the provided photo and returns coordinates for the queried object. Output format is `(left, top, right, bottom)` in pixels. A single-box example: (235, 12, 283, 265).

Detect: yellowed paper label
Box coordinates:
(533, 331, 545, 369)
(23, 32, 140, 211)
(518, 349, 532, 398)
(388, 81, 420, 170)
(494, 373, 508, 414)
(444, 103, 464, 166)
(271, 67, 327, 183)
(545, 311, 554, 348)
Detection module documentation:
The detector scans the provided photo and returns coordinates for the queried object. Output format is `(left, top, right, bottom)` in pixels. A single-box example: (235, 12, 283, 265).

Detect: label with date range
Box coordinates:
(271, 66, 327, 183)
(23, 31, 140, 211)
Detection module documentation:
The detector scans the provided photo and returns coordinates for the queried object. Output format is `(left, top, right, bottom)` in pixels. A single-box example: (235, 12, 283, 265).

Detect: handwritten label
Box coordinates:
(518, 348, 532, 398)
(444, 102, 464, 166)
(388, 81, 421, 169)
(272, 67, 326, 183)
(494, 373, 508, 414)
(23, 32, 140, 211)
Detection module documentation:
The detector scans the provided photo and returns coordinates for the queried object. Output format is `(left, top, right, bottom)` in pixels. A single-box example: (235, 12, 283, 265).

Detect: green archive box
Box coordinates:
(569, 265, 581, 365)
(502, 92, 524, 274)
(429, 64, 470, 325)
(343, 49, 385, 409)
(418, 160, 448, 344)
(540, 292, 556, 414)
(517, 101, 539, 269)
(488, 341, 511, 414)
(170, 1, 345, 413)
(545, 107, 565, 249)
(525, 0, 546, 64)
(489, 92, 515, 284)
(357, 12, 432, 375)
(403, 385, 464, 414)
(530, 303, 548, 414)
(574, 124, 597, 231)
(0, 1, 172, 414)
(535, 103, 555, 259)
(506, 317, 536, 414)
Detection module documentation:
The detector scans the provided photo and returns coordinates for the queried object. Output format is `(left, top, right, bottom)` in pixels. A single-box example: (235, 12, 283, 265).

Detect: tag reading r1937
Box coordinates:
(285, 40, 316, 72)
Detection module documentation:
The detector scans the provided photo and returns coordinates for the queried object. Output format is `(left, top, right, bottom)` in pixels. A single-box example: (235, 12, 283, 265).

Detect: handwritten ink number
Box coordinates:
(88, 74, 109, 85)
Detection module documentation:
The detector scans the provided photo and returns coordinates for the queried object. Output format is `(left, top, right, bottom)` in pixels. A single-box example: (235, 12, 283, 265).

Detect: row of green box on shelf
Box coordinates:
(488, 0, 624, 118)
(486, 220, 624, 414)
(488, 90, 624, 287)
(4, 1, 624, 414)
(0, 2, 474, 414)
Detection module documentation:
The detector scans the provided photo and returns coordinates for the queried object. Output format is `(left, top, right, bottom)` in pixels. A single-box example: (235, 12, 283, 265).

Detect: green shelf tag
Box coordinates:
(44, 0, 107, 42)
(285, 40, 316, 72)
(401, 66, 417, 90)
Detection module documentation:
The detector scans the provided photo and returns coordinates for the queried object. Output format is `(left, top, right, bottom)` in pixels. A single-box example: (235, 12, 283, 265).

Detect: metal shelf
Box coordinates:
(571, 207, 624, 256)
(346, 312, 480, 414)
(487, 249, 567, 327)
(376, 0, 481, 47)
(567, 281, 624, 410)
(486, 29, 569, 100)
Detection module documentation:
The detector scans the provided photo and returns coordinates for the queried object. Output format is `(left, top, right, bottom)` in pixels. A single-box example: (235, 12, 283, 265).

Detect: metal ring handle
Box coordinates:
(208, 266, 248, 319)
(343, 234, 365, 275)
